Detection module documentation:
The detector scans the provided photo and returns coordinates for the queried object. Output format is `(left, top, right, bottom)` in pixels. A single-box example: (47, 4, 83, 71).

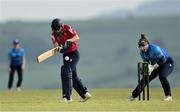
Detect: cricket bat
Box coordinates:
(36, 46, 62, 63)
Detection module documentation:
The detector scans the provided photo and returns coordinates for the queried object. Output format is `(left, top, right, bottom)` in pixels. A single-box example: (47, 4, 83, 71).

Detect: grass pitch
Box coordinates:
(0, 88, 180, 111)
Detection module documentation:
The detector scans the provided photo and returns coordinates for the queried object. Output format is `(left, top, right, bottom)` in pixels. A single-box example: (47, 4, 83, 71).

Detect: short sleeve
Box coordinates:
(66, 25, 77, 38)
(154, 46, 164, 59)
(21, 48, 25, 56)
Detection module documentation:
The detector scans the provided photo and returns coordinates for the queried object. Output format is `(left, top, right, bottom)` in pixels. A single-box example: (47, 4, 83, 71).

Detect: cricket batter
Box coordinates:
(8, 39, 26, 91)
(128, 34, 174, 101)
(51, 18, 92, 103)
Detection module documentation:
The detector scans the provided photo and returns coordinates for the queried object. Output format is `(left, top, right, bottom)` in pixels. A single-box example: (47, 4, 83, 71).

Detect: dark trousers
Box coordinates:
(63, 50, 87, 98)
(8, 65, 23, 89)
(132, 57, 174, 97)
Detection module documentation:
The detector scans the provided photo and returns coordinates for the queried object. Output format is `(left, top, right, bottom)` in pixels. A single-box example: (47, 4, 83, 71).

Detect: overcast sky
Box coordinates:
(0, 0, 157, 22)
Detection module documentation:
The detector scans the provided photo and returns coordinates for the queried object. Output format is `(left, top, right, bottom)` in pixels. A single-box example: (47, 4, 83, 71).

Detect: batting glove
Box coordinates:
(60, 40, 72, 53)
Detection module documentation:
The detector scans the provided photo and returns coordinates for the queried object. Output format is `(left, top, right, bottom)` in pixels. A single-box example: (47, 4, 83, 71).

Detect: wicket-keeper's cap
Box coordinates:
(13, 39, 20, 45)
(51, 18, 62, 31)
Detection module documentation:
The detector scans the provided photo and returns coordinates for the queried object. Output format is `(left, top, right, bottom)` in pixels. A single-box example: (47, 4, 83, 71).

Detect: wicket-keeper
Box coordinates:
(51, 18, 92, 103)
(128, 34, 174, 101)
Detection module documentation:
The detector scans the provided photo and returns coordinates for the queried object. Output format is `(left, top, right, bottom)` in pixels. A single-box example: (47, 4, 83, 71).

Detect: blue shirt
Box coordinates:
(9, 48, 25, 66)
(140, 44, 170, 65)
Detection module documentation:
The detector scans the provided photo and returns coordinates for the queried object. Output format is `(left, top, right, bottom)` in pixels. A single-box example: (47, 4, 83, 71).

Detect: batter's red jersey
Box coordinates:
(51, 24, 78, 54)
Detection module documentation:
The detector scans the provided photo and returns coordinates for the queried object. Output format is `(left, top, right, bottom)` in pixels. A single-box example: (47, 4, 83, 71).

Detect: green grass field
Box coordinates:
(0, 88, 180, 111)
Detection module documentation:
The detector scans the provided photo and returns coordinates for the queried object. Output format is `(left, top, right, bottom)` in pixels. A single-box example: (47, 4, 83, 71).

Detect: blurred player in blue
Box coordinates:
(128, 34, 174, 101)
(8, 39, 26, 91)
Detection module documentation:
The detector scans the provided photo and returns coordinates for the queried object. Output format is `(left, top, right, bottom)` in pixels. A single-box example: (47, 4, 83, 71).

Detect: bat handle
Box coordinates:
(36, 57, 40, 63)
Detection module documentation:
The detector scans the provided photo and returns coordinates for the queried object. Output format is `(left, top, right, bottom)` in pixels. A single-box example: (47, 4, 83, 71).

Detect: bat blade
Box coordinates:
(37, 46, 62, 63)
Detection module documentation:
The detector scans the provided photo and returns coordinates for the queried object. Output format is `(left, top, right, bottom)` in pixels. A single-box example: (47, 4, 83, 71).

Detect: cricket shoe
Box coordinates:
(127, 95, 136, 101)
(163, 96, 172, 101)
(79, 92, 92, 102)
(16, 87, 21, 92)
(59, 98, 72, 103)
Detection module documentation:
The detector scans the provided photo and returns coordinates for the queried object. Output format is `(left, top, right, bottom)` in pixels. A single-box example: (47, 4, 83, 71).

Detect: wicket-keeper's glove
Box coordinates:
(148, 64, 159, 75)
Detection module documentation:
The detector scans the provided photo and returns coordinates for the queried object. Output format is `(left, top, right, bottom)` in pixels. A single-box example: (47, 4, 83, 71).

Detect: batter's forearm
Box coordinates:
(69, 35, 79, 42)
